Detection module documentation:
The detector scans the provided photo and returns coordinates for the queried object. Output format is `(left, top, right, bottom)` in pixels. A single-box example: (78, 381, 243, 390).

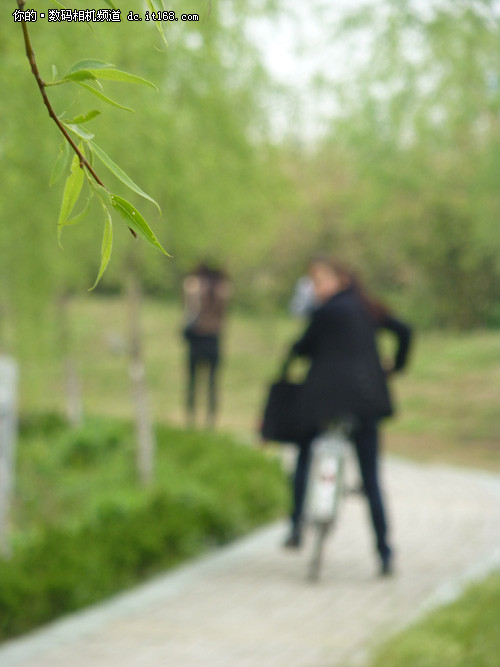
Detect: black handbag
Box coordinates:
(260, 359, 305, 443)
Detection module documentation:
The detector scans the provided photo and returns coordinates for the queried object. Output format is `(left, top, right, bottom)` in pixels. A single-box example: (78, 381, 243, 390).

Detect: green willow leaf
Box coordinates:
(110, 195, 168, 254)
(102, 0, 118, 9)
(50, 0, 67, 8)
(67, 110, 101, 125)
(63, 71, 98, 83)
(66, 194, 93, 225)
(152, 0, 168, 13)
(83, 68, 158, 91)
(50, 141, 70, 187)
(75, 81, 135, 113)
(88, 141, 161, 213)
(89, 204, 113, 290)
(67, 60, 114, 74)
(57, 152, 85, 244)
(153, 24, 168, 47)
(145, 0, 169, 46)
(64, 123, 95, 142)
(64, 68, 157, 91)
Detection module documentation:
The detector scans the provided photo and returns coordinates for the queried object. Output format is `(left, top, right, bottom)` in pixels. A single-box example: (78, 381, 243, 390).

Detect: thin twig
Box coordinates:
(17, 0, 137, 237)
(18, 0, 103, 184)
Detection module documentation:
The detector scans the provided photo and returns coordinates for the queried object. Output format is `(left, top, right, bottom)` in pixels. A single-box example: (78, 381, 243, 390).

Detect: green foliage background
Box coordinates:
(300, 0, 500, 328)
(3, 0, 500, 364)
(3, 3, 500, 652)
(1, 0, 290, 355)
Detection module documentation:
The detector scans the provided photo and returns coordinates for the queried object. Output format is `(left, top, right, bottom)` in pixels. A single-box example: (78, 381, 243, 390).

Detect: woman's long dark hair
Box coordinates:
(310, 255, 391, 324)
(350, 274, 391, 325)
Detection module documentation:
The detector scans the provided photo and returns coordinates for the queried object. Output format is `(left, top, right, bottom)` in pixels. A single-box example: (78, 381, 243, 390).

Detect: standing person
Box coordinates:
(284, 256, 412, 577)
(182, 263, 232, 429)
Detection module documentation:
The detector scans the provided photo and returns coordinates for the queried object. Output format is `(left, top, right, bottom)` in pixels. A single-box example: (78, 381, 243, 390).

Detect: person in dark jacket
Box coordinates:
(285, 256, 412, 577)
(182, 263, 232, 428)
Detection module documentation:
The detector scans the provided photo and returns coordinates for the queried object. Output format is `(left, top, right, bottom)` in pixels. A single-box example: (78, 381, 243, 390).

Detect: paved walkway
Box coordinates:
(2, 457, 500, 667)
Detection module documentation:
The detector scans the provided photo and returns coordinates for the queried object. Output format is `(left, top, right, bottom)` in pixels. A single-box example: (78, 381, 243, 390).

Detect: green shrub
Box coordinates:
(58, 420, 129, 467)
(18, 412, 67, 438)
(0, 417, 287, 641)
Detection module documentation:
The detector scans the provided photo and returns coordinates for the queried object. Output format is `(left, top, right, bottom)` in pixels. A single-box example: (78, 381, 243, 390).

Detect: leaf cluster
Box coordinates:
(47, 58, 167, 288)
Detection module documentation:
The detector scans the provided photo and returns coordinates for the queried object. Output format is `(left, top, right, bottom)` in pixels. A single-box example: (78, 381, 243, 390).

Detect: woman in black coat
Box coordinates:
(285, 256, 412, 576)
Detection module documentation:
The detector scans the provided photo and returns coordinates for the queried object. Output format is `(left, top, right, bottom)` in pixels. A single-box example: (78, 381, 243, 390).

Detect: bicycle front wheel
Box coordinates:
(308, 521, 330, 581)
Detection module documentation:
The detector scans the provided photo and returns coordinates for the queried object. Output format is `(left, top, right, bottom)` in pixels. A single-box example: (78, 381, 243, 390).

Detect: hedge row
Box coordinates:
(0, 419, 288, 641)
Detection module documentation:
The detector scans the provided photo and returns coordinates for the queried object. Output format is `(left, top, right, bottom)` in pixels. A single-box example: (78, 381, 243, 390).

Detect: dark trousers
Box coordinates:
(186, 334, 219, 427)
(290, 419, 391, 561)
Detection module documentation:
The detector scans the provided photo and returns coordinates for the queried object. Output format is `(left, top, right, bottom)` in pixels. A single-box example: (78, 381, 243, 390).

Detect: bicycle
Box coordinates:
(303, 422, 352, 581)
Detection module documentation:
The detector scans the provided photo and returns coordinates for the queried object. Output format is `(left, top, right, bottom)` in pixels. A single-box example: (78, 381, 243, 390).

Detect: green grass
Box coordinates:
(371, 572, 500, 667)
(384, 329, 500, 470)
(19, 296, 302, 434)
(18, 295, 500, 470)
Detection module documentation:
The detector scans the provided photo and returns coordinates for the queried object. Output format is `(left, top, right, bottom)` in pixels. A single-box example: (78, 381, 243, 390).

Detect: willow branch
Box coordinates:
(18, 0, 103, 184)
(17, 0, 137, 237)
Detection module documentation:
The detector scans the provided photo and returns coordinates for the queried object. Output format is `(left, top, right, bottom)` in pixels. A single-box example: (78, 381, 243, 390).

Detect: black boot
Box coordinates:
(380, 552, 394, 577)
(283, 526, 302, 549)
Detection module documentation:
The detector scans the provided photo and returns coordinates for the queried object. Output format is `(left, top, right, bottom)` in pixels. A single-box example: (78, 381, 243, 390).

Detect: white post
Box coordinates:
(0, 357, 18, 558)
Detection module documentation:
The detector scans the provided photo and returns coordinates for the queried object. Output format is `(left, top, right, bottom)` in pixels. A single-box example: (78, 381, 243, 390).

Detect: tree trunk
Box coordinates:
(127, 255, 155, 487)
(57, 292, 83, 428)
(0, 357, 18, 559)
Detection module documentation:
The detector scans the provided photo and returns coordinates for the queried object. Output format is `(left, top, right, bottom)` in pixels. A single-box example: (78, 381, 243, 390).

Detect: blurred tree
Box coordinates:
(291, 0, 500, 327)
(93, 0, 286, 298)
